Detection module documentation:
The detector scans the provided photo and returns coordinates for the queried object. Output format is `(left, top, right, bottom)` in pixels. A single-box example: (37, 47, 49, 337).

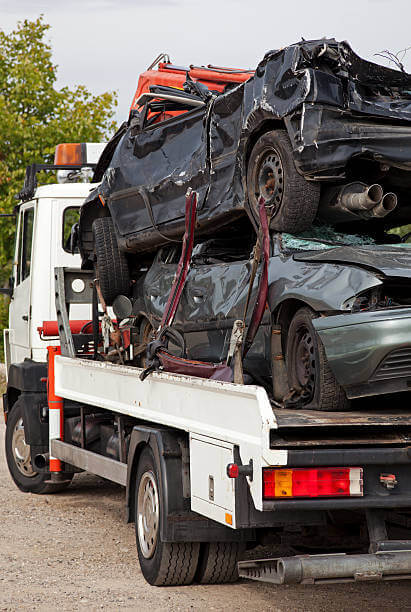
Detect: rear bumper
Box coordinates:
(313, 309, 411, 398)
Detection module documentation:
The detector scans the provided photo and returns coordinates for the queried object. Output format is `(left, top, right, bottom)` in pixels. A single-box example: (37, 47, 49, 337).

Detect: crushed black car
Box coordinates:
(80, 37, 411, 280)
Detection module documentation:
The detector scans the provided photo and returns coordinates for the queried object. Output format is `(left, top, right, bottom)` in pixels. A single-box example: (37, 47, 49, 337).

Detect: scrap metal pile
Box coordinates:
(76, 39, 411, 410)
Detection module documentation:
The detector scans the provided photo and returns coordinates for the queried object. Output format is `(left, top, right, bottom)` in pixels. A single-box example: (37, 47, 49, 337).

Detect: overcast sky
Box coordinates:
(1, 0, 411, 125)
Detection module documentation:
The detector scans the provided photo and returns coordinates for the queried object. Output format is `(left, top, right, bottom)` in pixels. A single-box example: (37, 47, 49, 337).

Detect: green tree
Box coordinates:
(0, 17, 117, 353)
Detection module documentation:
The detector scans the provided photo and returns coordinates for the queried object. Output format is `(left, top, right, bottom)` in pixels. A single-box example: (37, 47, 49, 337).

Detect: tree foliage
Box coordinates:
(0, 17, 117, 345)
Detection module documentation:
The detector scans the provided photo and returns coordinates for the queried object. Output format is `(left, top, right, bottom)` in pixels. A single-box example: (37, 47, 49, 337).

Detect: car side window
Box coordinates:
(16, 208, 34, 285)
(134, 93, 205, 131)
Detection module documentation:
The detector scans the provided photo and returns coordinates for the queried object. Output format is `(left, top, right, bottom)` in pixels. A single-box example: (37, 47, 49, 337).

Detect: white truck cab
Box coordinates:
(6, 183, 93, 366)
(4, 143, 105, 370)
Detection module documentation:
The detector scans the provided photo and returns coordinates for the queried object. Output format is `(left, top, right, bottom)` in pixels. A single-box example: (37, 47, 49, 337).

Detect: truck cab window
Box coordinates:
(17, 208, 34, 284)
(62, 207, 80, 253)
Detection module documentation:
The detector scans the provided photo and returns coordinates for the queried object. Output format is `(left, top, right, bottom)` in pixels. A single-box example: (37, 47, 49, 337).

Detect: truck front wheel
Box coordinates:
(5, 399, 72, 494)
(135, 447, 200, 586)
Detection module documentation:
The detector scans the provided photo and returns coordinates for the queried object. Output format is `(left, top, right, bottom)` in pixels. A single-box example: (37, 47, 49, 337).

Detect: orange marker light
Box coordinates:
(54, 143, 84, 166)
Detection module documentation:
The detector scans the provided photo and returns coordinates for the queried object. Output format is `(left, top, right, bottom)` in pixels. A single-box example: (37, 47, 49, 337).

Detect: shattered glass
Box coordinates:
(282, 225, 376, 251)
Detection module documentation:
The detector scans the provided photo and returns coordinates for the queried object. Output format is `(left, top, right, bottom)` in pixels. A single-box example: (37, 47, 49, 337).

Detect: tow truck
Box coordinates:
(3, 136, 411, 586)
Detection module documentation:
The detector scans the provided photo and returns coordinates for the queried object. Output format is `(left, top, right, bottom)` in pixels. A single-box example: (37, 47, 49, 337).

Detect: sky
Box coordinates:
(1, 0, 411, 125)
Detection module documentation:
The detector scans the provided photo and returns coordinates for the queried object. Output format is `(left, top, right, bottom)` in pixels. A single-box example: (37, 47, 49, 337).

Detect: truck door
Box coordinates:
(8, 202, 35, 362)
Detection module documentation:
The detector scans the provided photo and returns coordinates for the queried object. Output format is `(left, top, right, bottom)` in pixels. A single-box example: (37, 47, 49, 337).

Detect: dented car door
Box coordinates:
(108, 104, 209, 252)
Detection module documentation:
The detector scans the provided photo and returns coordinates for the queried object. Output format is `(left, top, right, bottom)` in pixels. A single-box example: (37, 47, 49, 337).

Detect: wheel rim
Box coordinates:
(290, 324, 316, 403)
(255, 148, 284, 212)
(11, 417, 37, 477)
(137, 470, 159, 559)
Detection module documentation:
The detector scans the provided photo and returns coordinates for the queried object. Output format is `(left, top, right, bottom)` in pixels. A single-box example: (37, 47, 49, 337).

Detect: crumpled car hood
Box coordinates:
(293, 245, 411, 278)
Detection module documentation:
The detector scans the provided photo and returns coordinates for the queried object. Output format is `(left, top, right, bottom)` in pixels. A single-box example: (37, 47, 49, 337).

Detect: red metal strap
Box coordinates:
(160, 189, 198, 329)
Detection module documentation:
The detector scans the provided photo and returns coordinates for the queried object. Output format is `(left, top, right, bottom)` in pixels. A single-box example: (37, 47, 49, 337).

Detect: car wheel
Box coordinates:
(285, 307, 350, 411)
(92, 217, 130, 306)
(195, 542, 244, 584)
(247, 130, 320, 233)
(5, 399, 73, 494)
(135, 447, 200, 586)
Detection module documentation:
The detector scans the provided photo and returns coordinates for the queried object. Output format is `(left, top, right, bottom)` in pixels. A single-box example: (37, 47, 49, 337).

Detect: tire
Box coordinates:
(247, 129, 320, 233)
(285, 307, 350, 411)
(5, 399, 73, 494)
(195, 542, 244, 584)
(135, 447, 200, 586)
(92, 217, 130, 306)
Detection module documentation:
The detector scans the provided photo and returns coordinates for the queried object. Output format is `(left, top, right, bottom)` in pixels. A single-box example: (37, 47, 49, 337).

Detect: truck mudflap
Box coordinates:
(238, 549, 411, 585)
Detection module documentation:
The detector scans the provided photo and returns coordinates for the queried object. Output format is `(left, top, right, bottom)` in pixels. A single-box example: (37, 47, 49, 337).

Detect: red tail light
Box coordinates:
(263, 467, 363, 499)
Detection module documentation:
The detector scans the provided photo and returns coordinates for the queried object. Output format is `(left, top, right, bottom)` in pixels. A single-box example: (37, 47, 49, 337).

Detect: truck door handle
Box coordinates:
(22, 314, 28, 321)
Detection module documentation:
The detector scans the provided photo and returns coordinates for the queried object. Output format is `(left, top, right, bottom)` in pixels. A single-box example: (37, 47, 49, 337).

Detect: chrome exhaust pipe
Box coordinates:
(319, 182, 384, 224)
(340, 182, 383, 212)
(365, 192, 398, 218)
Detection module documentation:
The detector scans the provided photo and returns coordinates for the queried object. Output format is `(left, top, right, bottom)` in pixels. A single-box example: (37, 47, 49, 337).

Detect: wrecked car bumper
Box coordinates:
(313, 308, 411, 399)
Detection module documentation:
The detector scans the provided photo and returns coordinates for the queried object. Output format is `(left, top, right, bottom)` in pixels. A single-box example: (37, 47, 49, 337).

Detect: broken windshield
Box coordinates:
(282, 223, 411, 251)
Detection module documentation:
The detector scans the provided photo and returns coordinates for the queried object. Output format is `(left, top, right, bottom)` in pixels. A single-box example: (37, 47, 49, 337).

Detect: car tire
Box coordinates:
(5, 399, 73, 494)
(247, 130, 320, 233)
(135, 447, 200, 586)
(195, 542, 244, 584)
(285, 307, 350, 411)
(92, 217, 130, 306)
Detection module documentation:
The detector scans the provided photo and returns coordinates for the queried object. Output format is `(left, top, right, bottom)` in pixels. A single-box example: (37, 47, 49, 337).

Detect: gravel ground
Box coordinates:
(0, 421, 410, 611)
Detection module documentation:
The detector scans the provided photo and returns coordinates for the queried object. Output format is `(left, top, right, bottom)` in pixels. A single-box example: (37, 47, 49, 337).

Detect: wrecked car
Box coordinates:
(80, 37, 411, 297)
(125, 222, 411, 411)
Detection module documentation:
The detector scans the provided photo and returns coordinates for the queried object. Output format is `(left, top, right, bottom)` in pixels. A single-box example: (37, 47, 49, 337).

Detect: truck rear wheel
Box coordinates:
(247, 130, 320, 233)
(5, 399, 72, 494)
(135, 447, 200, 586)
(195, 541, 244, 584)
(92, 217, 130, 306)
